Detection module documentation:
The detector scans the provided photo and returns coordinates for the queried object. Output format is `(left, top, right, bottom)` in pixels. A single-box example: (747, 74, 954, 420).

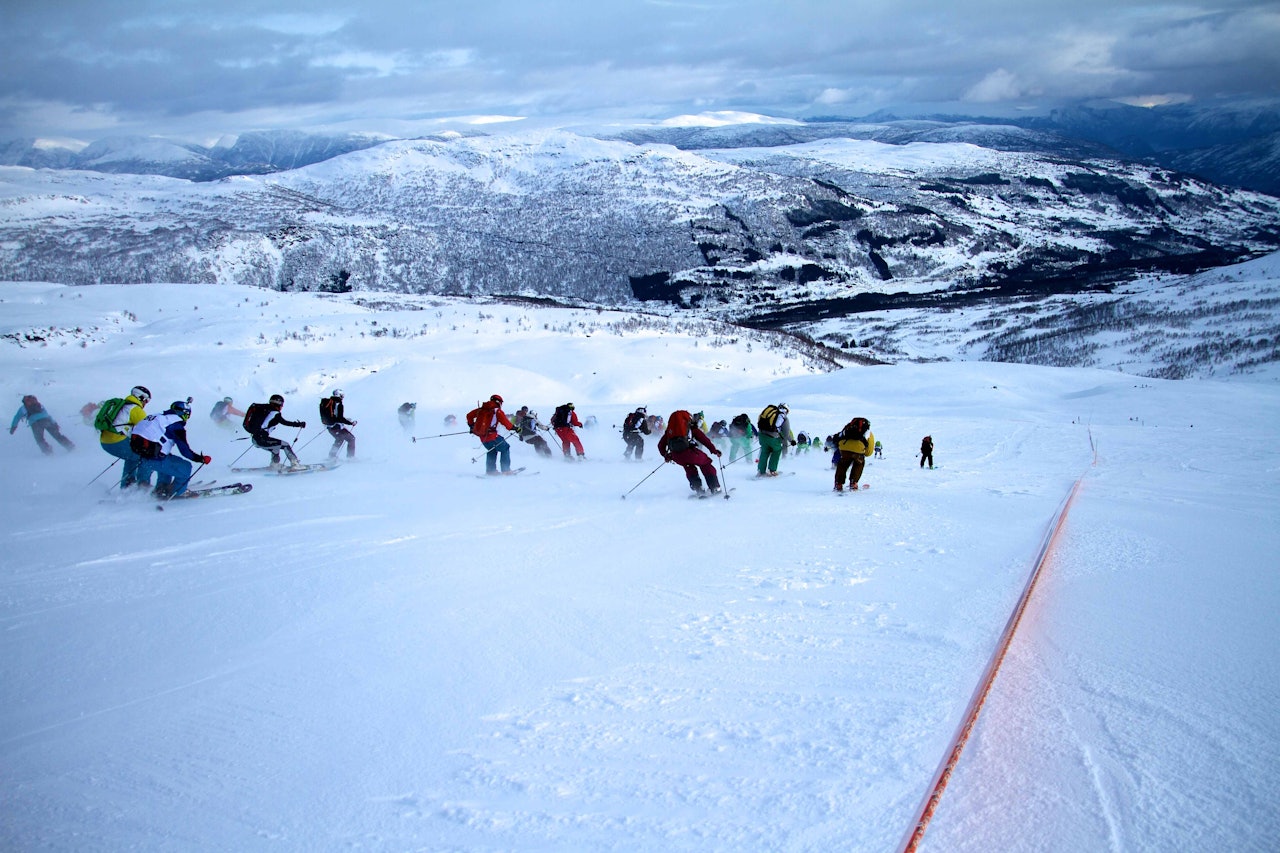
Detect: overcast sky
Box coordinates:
(2, 0, 1278, 143)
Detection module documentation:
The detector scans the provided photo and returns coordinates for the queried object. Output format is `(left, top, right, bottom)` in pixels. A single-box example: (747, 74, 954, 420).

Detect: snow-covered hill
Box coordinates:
(2, 282, 1278, 851)
(2, 128, 1278, 331)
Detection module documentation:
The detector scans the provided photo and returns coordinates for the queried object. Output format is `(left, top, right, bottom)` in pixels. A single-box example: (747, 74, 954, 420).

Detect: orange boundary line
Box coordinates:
(898, 477, 1083, 853)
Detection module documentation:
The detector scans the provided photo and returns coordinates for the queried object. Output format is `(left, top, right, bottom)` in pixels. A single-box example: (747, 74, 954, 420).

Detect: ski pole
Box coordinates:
(470, 434, 511, 464)
(229, 443, 255, 468)
(621, 459, 668, 500)
(83, 457, 120, 490)
(715, 454, 732, 499)
(169, 460, 207, 498)
(298, 428, 325, 450)
(412, 430, 471, 442)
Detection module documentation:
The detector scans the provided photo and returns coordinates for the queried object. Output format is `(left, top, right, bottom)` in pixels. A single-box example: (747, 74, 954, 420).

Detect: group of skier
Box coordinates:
(7, 385, 359, 499)
(11, 387, 936, 499)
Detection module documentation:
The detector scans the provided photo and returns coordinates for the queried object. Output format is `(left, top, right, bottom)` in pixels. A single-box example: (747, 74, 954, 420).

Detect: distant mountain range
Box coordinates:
(3, 125, 1277, 321)
(3, 98, 1278, 195)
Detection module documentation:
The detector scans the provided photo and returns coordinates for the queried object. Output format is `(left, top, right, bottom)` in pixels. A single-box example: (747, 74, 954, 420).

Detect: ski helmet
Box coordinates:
(269, 394, 285, 407)
(490, 394, 503, 404)
(131, 385, 151, 405)
(169, 400, 191, 420)
(636, 406, 646, 414)
(331, 389, 344, 399)
(222, 396, 233, 403)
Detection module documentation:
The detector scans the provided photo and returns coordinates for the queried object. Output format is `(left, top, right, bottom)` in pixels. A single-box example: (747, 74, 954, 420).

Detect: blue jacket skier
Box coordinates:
(10, 394, 75, 455)
(130, 400, 210, 498)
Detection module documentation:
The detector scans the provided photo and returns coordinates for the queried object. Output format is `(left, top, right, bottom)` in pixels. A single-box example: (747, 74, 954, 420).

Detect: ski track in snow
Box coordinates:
(2, 281, 1278, 851)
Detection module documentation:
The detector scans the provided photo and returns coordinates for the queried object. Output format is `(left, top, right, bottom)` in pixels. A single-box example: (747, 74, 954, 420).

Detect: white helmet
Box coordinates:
(131, 385, 151, 405)
(331, 389, 344, 399)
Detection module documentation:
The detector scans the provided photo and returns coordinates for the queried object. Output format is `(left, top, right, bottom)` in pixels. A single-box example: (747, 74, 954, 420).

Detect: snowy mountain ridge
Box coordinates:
(3, 128, 1277, 305)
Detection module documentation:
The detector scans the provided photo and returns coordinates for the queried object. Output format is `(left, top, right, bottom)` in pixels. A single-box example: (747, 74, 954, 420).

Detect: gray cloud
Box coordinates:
(1, 0, 1277, 140)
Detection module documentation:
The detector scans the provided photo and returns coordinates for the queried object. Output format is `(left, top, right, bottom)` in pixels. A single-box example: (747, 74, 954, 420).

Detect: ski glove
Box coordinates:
(201, 455, 212, 465)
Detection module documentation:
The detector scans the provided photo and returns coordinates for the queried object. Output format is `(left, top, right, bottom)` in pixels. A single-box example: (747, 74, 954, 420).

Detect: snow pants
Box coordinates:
(757, 433, 783, 475)
(327, 425, 355, 459)
(729, 435, 753, 465)
(920, 449, 933, 468)
(670, 447, 720, 493)
(101, 438, 143, 487)
(483, 435, 512, 473)
(252, 432, 299, 466)
(555, 427, 584, 458)
(623, 431, 645, 459)
(835, 451, 867, 489)
(523, 434, 553, 457)
(139, 454, 195, 497)
(30, 419, 74, 454)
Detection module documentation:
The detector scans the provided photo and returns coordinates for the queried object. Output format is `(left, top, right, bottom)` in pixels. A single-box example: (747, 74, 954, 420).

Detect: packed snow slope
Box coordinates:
(2, 282, 1277, 852)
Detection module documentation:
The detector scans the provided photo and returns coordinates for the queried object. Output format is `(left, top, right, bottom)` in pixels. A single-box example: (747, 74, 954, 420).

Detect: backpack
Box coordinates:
(319, 397, 338, 426)
(551, 404, 573, 429)
(758, 405, 782, 432)
(243, 402, 270, 433)
(623, 412, 645, 432)
(730, 413, 751, 436)
(840, 417, 870, 442)
(94, 397, 130, 433)
(467, 404, 494, 436)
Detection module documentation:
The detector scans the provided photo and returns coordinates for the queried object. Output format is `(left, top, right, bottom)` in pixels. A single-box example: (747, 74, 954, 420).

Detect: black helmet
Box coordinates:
(269, 394, 284, 407)
(169, 400, 191, 420)
(636, 406, 646, 414)
(331, 388, 344, 399)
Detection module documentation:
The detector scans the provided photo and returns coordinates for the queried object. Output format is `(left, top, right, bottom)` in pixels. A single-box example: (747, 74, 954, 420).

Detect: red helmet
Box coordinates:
(490, 394, 503, 404)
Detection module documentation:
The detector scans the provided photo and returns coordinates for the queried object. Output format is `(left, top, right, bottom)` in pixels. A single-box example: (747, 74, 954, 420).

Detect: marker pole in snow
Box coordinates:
(620, 459, 667, 499)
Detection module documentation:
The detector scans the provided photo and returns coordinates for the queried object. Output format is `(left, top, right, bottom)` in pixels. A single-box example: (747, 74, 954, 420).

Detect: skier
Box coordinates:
(209, 397, 244, 429)
(398, 402, 417, 433)
(622, 406, 652, 460)
(755, 403, 792, 477)
(97, 385, 151, 488)
(467, 394, 516, 475)
(727, 413, 755, 465)
(79, 402, 99, 426)
(920, 435, 934, 469)
(551, 402, 585, 460)
(130, 400, 211, 498)
(9, 394, 75, 455)
(874, 440, 883, 459)
(319, 389, 356, 461)
(834, 417, 875, 492)
(513, 406, 553, 457)
(243, 394, 306, 469)
(658, 409, 723, 496)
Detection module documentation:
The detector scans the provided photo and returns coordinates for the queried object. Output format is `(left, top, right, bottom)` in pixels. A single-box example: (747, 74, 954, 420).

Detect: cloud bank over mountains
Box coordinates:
(1, 1, 1277, 142)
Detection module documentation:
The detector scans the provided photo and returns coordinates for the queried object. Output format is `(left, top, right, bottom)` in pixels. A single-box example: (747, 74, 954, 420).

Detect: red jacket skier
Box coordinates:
(467, 394, 517, 474)
(657, 409, 722, 496)
(551, 402, 585, 459)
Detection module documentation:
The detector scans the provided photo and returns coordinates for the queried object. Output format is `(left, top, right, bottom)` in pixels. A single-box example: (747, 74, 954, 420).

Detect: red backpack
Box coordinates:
(467, 404, 495, 436)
